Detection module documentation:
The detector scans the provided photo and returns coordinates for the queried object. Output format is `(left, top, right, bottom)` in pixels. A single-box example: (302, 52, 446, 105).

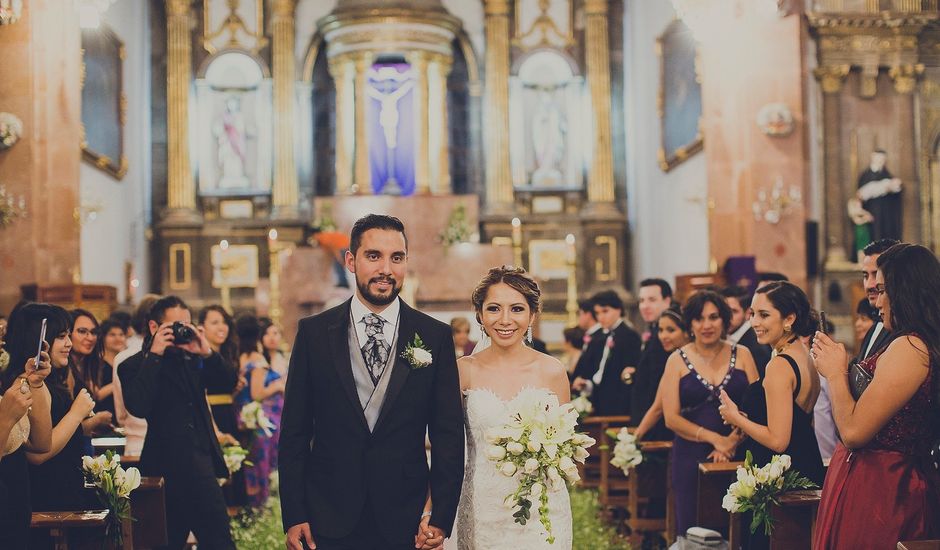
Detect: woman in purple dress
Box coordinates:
(235, 315, 285, 507)
(662, 290, 758, 536)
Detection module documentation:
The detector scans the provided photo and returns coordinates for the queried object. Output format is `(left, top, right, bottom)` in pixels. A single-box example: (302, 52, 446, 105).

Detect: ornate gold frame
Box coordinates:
(656, 20, 703, 172)
(80, 24, 128, 179)
(202, 0, 267, 54)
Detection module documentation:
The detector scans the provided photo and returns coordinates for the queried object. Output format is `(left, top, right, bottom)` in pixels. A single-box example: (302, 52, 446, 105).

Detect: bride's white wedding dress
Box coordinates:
(451, 387, 572, 549)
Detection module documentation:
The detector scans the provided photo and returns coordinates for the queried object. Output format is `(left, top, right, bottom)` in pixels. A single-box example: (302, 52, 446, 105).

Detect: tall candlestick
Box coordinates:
(565, 233, 577, 326)
(511, 217, 523, 268)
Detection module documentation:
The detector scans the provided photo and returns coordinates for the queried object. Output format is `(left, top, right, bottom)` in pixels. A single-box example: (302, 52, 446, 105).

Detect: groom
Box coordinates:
(280, 214, 465, 550)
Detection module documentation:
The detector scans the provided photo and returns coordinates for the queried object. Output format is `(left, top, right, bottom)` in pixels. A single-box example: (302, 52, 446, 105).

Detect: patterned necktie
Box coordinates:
(361, 313, 390, 386)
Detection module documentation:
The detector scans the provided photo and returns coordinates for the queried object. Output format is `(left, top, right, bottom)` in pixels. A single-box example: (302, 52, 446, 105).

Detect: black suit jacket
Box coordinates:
(856, 321, 892, 362)
(278, 299, 464, 543)
(118, 348, 234, 479)
(574, 322, 641, 416)
(737, 327, 772, 377)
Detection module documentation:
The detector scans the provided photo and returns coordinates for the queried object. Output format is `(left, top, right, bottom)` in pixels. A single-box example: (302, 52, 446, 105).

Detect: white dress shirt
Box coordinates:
(350, 294, 401, 349)
(112, 334, 147, 456)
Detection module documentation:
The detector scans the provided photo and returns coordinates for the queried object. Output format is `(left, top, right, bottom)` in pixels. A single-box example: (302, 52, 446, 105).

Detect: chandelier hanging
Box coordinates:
(0, 0, 23, 25)
(752, 176, 801, 225)
(0, 184, 26, 229)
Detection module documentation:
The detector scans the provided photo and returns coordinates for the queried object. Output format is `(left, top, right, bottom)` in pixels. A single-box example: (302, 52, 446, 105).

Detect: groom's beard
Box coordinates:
(357, 275, 402, 307)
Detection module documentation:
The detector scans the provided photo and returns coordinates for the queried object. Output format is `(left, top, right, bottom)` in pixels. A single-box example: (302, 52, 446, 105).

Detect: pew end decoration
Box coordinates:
(81, 450, 142, 546)
(571, 394, 593, 420)
(484, 392, 596, 543)
(240, 401, 276, 436)
(607, 427, 643, 476)
(721, 451, 817, 535)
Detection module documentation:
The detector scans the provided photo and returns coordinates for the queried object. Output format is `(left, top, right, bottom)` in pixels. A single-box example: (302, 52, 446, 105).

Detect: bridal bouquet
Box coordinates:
(721, 451, 818, 535)
(82, 450, 142, 546)
(607, 427, 643, 476)
(240, 401, 276, 436)
(570, 394, 593, 420)
(484, 392, 596, 543)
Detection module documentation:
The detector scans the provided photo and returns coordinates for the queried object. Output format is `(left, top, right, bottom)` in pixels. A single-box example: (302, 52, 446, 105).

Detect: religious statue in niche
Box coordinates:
(530, 87, 566, 186)
(213, 95, 254, 189)
(367, 64, 416, 196)
(851, 149, 903, 256)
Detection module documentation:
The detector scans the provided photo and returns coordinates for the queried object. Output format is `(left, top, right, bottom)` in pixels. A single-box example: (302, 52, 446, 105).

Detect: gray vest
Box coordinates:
(348, 312, 400, 432)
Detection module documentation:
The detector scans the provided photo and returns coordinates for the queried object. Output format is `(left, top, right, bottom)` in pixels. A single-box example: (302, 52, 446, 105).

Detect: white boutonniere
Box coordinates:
(402, 334, 433, 369)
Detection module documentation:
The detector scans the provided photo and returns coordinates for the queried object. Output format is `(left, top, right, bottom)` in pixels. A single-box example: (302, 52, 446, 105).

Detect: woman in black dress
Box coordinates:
(83, 319, 125, 418)
(0, 302, 55, 550)
(719, 281, 825, 550)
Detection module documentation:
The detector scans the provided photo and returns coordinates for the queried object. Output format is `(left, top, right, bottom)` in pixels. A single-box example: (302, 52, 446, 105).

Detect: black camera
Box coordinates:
(171, 322, 196, 345)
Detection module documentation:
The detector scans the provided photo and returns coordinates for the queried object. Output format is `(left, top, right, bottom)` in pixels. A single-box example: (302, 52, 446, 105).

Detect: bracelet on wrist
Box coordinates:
(29, 380, 45, 389)
(421, 510, 432, 518)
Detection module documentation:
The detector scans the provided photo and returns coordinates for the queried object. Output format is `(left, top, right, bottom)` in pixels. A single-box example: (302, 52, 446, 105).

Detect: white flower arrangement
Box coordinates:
(81, 450, 142, 546)
(0, 112, 23, 150)
(722, 452, 817, 535)
(570, 394, 593, 419)
(240, 401, 276, 437)
(485, 391, 596, 544)
(402, 333, 432, 369)
(607, 427, 643, 476)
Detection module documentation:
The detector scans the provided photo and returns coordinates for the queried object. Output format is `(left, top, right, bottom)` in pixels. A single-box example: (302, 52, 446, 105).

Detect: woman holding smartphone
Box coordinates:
(0, 303, 56, 549)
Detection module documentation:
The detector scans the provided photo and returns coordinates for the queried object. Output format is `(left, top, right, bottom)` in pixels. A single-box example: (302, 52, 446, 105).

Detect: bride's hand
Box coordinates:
(414, 515, 445, 550)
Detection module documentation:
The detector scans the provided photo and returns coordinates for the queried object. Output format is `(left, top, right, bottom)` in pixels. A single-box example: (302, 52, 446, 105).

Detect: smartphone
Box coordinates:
(34, 318, 47, 370)
(818, 311, 829, 335)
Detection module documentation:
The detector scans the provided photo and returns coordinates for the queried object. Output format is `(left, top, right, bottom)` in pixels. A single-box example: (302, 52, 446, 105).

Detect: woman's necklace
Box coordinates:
(774, 336, 798, 356)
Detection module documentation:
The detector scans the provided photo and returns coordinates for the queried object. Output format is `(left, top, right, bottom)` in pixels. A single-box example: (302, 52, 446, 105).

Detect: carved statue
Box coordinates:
(856, 149, 903, 244)
(214, 95, 251, 188)
(530, 87, 566, 186)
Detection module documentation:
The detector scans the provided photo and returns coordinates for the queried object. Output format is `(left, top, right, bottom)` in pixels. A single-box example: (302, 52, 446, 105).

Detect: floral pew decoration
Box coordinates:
(721, 452, 818, 535)
(81, 450, 142, 546)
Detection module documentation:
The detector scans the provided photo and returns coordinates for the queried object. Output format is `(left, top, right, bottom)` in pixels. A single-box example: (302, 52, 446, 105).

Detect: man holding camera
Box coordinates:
(119, 296, 236, 549)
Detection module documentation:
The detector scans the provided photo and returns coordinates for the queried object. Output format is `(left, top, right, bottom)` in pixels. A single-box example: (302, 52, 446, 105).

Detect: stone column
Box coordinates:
(271, 0, 298, 217)
(434, 54, 453, 194)
(328, 55, 352, 194)
(814, 64, 850, 267)
(584, 0, 616, 207)
(411, 51, 431, 195)
(483, 0, 513, 209)
(165, 0, 197, 218)
(353, 51, 372, 194)
(889, 63, 924, 242)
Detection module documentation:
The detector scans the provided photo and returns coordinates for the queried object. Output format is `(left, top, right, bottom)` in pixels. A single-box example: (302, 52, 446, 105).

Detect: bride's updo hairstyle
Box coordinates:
(471, 266, 542, 324)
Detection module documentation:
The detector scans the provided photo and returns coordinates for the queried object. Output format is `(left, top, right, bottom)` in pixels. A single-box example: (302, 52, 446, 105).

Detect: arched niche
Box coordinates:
(194, 50, 273, 196)
(509, 48, 586, 189)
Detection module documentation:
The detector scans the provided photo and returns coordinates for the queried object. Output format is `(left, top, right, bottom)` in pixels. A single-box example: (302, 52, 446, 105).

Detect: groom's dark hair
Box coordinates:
(349, 214, 408, 255)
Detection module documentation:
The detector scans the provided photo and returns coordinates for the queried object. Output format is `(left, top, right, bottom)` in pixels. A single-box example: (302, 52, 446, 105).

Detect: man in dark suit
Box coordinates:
(572, 291, 641, 416)
(119, 295, 237, 549)
(721, 286, 771, 376)
(855, 238, 898, 361)
(279, 214, 464, 550)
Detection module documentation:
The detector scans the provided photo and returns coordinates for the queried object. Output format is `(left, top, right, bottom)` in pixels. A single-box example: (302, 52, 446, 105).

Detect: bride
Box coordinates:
(449, 266, 573, 549)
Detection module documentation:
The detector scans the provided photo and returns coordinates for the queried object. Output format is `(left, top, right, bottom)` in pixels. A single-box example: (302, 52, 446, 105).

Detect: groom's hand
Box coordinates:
(285, 522, 316, 550)
(414, 516, 445, 550)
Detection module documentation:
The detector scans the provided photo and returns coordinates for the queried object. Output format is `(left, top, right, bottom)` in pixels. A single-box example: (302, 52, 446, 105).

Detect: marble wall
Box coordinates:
(623, 0, 710, 290)
(79, 0, 152, 304)
(0, 0, 83, 313)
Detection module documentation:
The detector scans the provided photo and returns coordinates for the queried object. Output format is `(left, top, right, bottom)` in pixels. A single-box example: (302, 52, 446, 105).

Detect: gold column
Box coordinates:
(814, 64, 851, 267)
(584, 0, 616, 205)
(328, 55, 352, 194)
(271, 0, 298, 216)
(483, 0, 513, 209)
(353, 51, 373, 194)
(435, 54, 453, 194)
(166, 0, 196, 215)
(411, 51, 431, 195)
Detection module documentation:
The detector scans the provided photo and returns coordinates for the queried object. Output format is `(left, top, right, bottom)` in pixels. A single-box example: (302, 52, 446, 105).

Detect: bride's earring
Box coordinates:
(525, 326, 533, 345)
(479, 323, 487, 338)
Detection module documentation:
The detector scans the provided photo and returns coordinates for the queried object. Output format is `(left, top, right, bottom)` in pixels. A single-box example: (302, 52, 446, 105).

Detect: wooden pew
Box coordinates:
(729, 489, 822, 550)
(30, 510, 117, 550)
(696, 461, 743, 537)
(624, 440, 674, 546)
(577, 415, 630, 492)
(131, 476, 168, 549)
(769, 489, 820, 549)
(898, 541, 940, 550)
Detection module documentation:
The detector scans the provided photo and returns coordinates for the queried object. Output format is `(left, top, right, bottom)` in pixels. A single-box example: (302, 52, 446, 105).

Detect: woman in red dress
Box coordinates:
(812, 243, 940, 549)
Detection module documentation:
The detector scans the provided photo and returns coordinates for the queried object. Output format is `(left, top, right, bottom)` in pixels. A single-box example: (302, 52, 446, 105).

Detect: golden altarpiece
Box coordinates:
(808, 0, 940, 320)
(152, 0, 630, 331)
